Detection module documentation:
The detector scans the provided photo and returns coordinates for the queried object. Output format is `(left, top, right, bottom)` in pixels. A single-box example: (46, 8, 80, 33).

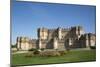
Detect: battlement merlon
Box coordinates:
(16, 26, 96, 50)
(37, 26, 84, 39)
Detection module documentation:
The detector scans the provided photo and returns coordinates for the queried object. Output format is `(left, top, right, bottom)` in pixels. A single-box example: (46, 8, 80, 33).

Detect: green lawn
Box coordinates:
(12, 49, 96, 66)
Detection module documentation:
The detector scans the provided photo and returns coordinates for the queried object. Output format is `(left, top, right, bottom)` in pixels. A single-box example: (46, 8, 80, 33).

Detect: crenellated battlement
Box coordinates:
(16, 26, 96, 50)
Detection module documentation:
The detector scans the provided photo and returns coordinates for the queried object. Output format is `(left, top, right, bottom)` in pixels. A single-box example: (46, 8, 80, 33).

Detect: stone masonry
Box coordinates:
(16, 26, 96, 50)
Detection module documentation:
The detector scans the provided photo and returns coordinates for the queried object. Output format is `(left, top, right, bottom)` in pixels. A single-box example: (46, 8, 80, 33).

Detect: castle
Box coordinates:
(16, 26, 96, 50)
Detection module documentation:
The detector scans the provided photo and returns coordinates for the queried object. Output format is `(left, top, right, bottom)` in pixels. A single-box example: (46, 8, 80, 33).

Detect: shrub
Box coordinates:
(40, 48, 45, 51)
(25, 52, 34, 57)
(28, 48, 38, 51)
(11, 44, 16, 48)
(58, 51, 67, 55)
(66, 48, 70, 52)
(39, 51, 61, 57)
(12, 50, 17, 53)
(90, 46, 96, 49)
(33, 50, 40, 55)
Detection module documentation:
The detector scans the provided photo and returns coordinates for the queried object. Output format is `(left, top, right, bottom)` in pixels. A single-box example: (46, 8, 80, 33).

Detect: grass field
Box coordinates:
(12, 49, 96, 66)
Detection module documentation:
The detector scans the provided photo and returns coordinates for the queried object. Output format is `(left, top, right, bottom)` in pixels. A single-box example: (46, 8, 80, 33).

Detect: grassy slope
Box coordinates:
(12, 50, 96, 66)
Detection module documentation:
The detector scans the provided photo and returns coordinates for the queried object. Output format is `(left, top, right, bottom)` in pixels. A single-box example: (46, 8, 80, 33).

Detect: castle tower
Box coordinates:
(78, 26, 84, 35)
(58, 27, 62, 39)
(38, 27, 48, 40)
(85, 34, 89, 48)
(16, 37, 30, 50)
(88, 33, 96, 47)
(75, 26, 84, 39)
(25, 37, 30, 50)
(68, 38, 72, 46)
(53, 37, 58, 49)
(16, 37, 21, 50)
(83, 33, 96, 48)
(20, 37, 26, 50)
(38, 38, 42, 49)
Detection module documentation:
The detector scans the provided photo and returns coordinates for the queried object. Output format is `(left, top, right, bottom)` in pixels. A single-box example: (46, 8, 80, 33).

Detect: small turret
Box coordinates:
(16, 37, 30, 50)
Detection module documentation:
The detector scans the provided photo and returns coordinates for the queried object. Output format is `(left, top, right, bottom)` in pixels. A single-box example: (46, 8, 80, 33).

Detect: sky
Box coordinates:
(11, 0, 96, 44)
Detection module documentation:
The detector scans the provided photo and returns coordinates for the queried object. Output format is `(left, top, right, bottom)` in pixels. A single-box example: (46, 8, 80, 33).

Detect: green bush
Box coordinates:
(40, 48, 45, 51)
(33, 50, 40, 55)
(11, 45, 16, 48)
(58, 51, 67, 55)
(25, 52, 34, 57)
(39, 51, 61, 57)
(66, 48, 70, 52)
(28, 48, 38, 51)
(90, 46, 96, 49)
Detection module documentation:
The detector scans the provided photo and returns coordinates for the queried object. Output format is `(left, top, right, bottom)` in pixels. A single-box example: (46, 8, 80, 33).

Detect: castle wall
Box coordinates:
(57, 40, 66, 50)
(48, 30, 54, 39)
(88, 34, 96, 47)
(61, 30, 68, 39)
(20, 37, 29, 50)
(40, 40, 47, 48)
(17, 42, 20, 50)
(38, 28, 48, 40)
(17, 37, 32, 50)
(16, 26, 96, 51)
(58, 27, 62, 39)
(46, 39, 54, 49)
(53, 38, 58, 49)
(16, 37, 21, 50)
(48, 29, 58, 39)
(89, 40, 95, 46)
(20, 42, 29, 50)
(38, 39, 42, 49)
(29, 39, 37, 49)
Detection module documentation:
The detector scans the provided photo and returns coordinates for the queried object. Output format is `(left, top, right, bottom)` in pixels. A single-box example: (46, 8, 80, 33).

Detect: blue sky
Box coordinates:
(12, 1, 96, 44)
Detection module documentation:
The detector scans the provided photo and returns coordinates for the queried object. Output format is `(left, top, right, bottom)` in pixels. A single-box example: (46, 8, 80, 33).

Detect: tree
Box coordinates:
(11, 44, 16, 48)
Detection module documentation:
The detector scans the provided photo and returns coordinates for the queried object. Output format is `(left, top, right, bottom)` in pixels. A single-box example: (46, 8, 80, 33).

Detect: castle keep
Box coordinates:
(16, 26, 96, 50)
